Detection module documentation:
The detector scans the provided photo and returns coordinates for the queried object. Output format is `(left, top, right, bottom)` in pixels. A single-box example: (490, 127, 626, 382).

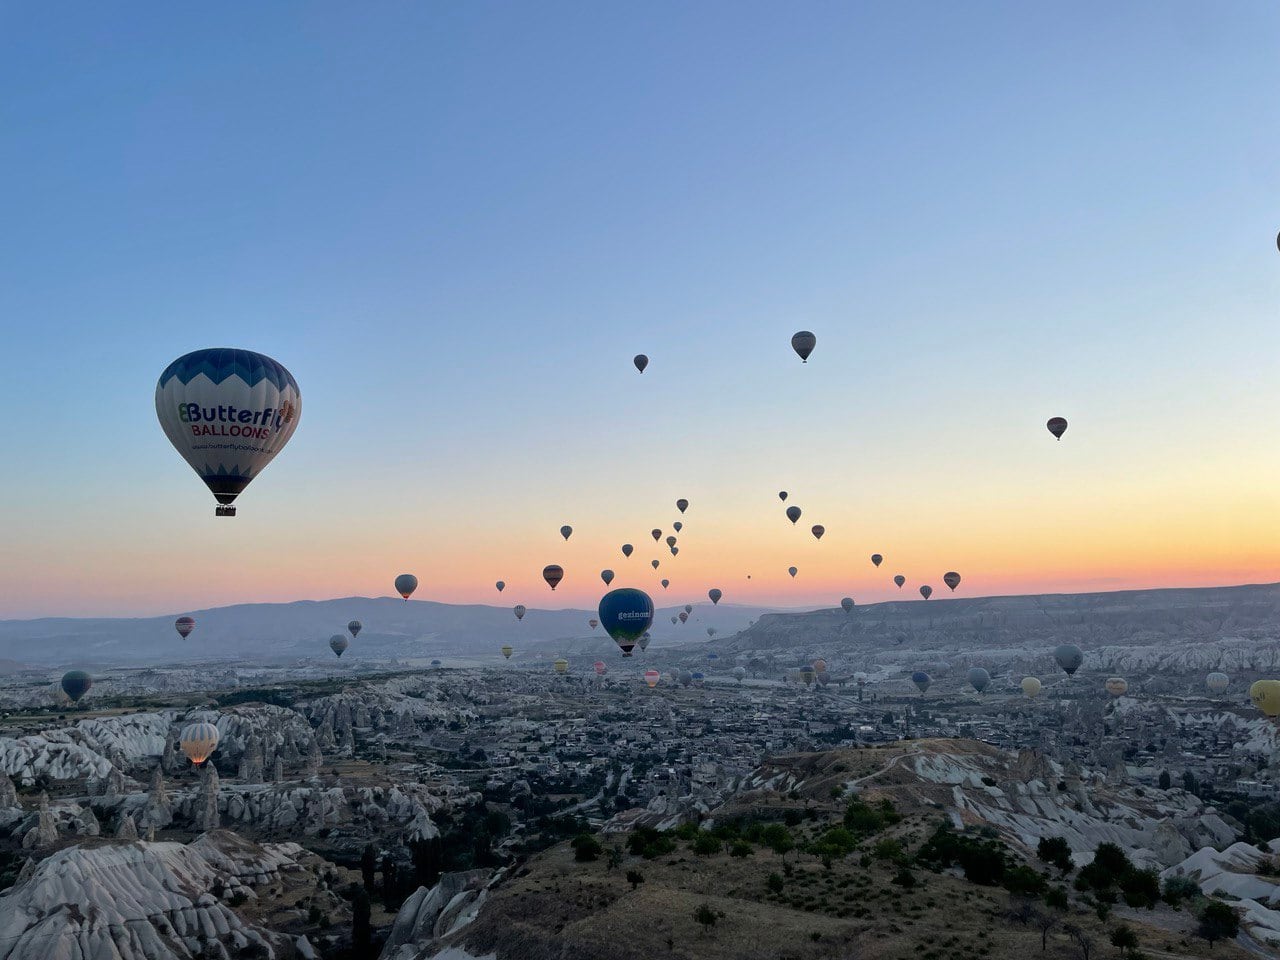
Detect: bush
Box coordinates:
(730, 841, 753, 858)
(1162, 875, 1199, 907)
(762, 823, 795, 857)
(627, 827, 676, 859)
(1197, 901, 1239, 946)
(626, 869, 644, 890)
(767, 872, 784, 894)
(873, 838, 907, 865)
(1045, 886, 1069, 910)
(808, 827, 858, 859)
(572, 834, 603, 862)
(1121, 868, 1161, 909)
(1036, 836, 1073, 873)
(1003, 865, 1048, 898)
(691, 833, 721, 856)
(892, 866, 917, 889)
(844, 799, 887, 835)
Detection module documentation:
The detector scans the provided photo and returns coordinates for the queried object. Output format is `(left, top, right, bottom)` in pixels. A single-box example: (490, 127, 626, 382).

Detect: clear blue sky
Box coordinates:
(2, 2, 1278, 617)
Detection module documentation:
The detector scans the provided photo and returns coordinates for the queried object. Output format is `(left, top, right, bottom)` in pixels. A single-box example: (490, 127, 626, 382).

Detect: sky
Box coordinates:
(1, 2, 1278, 618)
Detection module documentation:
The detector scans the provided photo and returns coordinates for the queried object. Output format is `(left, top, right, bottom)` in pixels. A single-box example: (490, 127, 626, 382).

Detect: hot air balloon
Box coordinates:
(1250, 680, 1280, 717)
(347, 620, 362, 638)
(1047, 417, 1068, 440)
(691, 671, 706, 688)
(841, 597, 854, 613)
(599, 588, 654, 657)
(871, 554, 883, 567)
(707, 627, 717, 638)
(855, 672, 868, 689)
(799, 666, 816, 686)
(665, 535, 677, 548)
(638, 633, 651, 652)
(1021, 677, 1042, 699)
(943, 572, 961, 592)
(650, 560, 660, 571)
(678, 611, 689, 623)
(543, 565, 564, 590)
(968, 667, 991, 693)
(622, 544, 634, 558)
(594, 661, 607, 677)
(673, 521, 683, 532)
(1105, 677, 1128, 698)
(791, 331, 816, 363)
(601, 569, 615, 586)
(495, 581, 505, 593)
(708, 589, 722, 605)
(431, 659, 442, 669)
(633, 354, 648, 373)
(919, 585, 932, 600)
(788, 566, 798, 578)
(175, 616, 196, 639)
(514, 604, 526, 621)
(1054, 644, 1084, 676)
(501, 645, 513, 660)
(911, 671, 931, 694)
(676, 499, 688, 513)
(329, 635, 349, 657)
(588, 618, 599, 629)
(60, 670, 92, 703)
(811, 525, 825, 540)
(650, 529, 662, 542)
(785, 506, 802, 524)
(644, 669, 660, 689)
(893, 575, 906, 588)
(670, 546, 679, 556)
(156, 349, 302, 516)
(670, 616, 678, 624)
(812, 658, 827, 674)
(560, 525, 573, 540)
(778, 491, 788, 501)
(395, 574, 418, 600)
(661, 579, 669, 589)
(554, 658, 569, 675)
(684, 604, 693, 614)
(707, 652, 719, 662)
(1206, 672, 1230, 695)
(180, 721, 220, 765)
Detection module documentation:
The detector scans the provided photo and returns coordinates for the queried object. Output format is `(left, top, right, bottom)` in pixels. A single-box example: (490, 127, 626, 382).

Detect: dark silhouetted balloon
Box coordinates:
(395, 574, 418, 600)
(175, 617, 195, 639)
(622, 543, 633, 558)
(811, 525, 824, 540)
(665, 535, 677, 548)
(1054, 643, 1084, 676)
(673, 521, 682, 532)
(330, 635, 348, 658)
(514, 604, 526, 621)
(778, 491, 788, 501)
(1047, 417, 1068, 440)
(347, 620, 361, 638)
(786, 506, 801, 524)
(542, 565, 564, 590)
(599, 587, 654, 657)
(919, 585, 933, 600)
(788, 566, 798, 578)
(676, 499, 688, 513)
(678, 611, 688, 623)
(684, 604, 693, 614)
(494, 581, 505, 593)
(651, 529, 661, 541)
(791, 330, 816, 363)
(871, 554, 883, 567)
(560, 525, 573, 540)
(943, 571, 961, 591)
(911, 671, 931, 694)
(61, 670, 92, 703)
(708, 589, 722, 605)
(841, 597, 854, 613)
(968, 667, 990, 693)
(601, 569, 615, 586)
(633, 354, 648, 373)
(651, 559, 660, 570)
(588, 618, 598, 629)
(661, 579, 669, 589)
(894, 575, 906, 588)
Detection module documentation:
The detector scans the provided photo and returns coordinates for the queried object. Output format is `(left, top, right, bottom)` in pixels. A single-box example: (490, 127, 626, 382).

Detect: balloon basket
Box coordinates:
(215, 505, 237, 517)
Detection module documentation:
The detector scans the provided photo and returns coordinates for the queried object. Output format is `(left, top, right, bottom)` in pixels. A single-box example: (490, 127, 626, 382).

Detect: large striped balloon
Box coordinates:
(156, 349, 301, 516)
(180, 721, 221, 765)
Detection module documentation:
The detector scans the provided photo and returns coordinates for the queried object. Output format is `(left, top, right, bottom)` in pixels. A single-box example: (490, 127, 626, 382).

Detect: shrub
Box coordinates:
(767, 872, 785, 894)
(730, 840, 753, 858)
(627, 827, 676, 859)
(1036, 836, 1073, 873)
(1162, 875, 1199, 907)
(572, 834, 603, 862)
(1197, 901, 1239, 947)
(691, 833, 721, 856)
(1003, 865, 1048, 898)
(626, 869, 644, 891)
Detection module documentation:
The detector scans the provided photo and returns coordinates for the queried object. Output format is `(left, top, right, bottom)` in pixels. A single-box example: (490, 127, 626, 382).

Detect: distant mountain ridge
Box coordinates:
(0, 596, 771, 667)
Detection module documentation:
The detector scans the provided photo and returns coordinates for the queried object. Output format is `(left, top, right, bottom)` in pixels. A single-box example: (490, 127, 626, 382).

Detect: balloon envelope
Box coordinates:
(633, 354, 648, 373)
(871, 554, 883, 567)
(347, 620, 362, 638)
(155, 349, 301, 514)
(501, 645, 513, 660)
(733, 666, 746, 682)
(1206, 672, 1230, 694)
(601, 569, 615, 586)
(1054, 643, 1084, 676)
(661, 579, 669, 589)
(676, 499, 689, 513)
(61, 670, 92, 703)
(495, 581, 505, 592)
(175, 616, 195, 639)
(1021, 677, 1042, 698)
(622, 544, 633, 557)
(911, 671, 931, 694)
(542, 565, 564, 590)
(554, 658, 569, 674)
(644, 669, 660, 688)
(841, 597, 854, 613)
(180, 721, 220, 765)
(894, 575, 906, 588)
(967, 667, 991, 693)
(788, 566, 798, 578)
(593, 661, 607, 676)
(943, 572, 961, 591)
(678, 611, 688, 623)
(708, 589, 722, 605)
(919, 585, 932, 599)
(785, 506, 801, 524)
(1047, 417, 1068, 440)
(778, 491, 788, 501)
(514, 604, 526, 620)
(673, 521, 682, 532)
(329, 635, 348, 657)
(1105, 677, 1128, 697)
(1250, 679, 1280, 717)
(395, 574, 418, 600)
(791, 330, 816, 362)
(811, 525, 825, 540)
(599, 588, 655, 656)
(560, 525, 573, 540)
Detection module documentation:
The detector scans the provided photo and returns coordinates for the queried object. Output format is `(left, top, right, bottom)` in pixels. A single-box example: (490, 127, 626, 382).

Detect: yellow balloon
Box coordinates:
(1105, 677, 1128, 698)
(501, 645, 513, 660)
(1020, 677, 1041, 699)
(554, 658, 569, 675)
(1249, 679, 1280, 717)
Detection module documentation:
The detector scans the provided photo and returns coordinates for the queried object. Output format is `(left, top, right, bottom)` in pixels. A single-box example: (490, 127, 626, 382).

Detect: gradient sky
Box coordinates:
(2, 2, 1279, 618)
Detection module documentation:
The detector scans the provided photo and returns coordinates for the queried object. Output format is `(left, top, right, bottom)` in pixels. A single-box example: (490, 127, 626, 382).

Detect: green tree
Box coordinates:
(1037, 835, 1073, 873)
(606, 846, 623, 870)
(1110, 925, 1138, 956)
(572, 833, 603, 862)
(626, 869, 644, 890)
(1158, 770, 1171, 790)
(1045, 886, 1069, 911)
(761, 823, 794, 857)
(691, 833, 721, 856)
(1197, 901, 1239, 948)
